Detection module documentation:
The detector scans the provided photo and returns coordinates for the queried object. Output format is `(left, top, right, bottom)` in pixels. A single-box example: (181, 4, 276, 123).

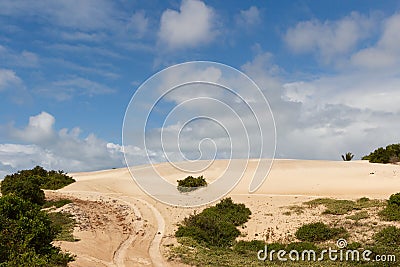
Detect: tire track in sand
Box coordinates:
(58, 190, 166, 266)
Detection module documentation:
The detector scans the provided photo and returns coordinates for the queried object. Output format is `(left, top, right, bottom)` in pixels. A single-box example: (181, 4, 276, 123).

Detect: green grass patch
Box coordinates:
(346, 211, 369, 221)
(177, 175, 207, 192)
(170, 237, 358, 266)
(42, 198, 72, 209)
(305, 197, 384, 215)
(48, 212, 76, 242)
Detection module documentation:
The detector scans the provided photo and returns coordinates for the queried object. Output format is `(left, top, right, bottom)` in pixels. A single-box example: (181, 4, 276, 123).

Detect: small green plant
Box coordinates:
(379, 192, 400, 221)
(374, 226, 400, 246)
(177, 175, 207, 192)
(341, 152, 354, 161)
(295, 222, 347, 242)
(175, 198, 251, 247)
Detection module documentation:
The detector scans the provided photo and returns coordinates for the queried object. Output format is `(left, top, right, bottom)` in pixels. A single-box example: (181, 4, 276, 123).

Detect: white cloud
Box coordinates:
(351, 12, 400, 69)
(0, 112, 146, 175)
(0, 0, 118, 31)
(11, 112, 56, 144)
(35, 77, 115, 101)
(241, 48, 400, 160)
(158, 0, 217, 49)
(284, 12, 375, 64)
(0, 69, 23, 91)
(236, 6, 261, 27)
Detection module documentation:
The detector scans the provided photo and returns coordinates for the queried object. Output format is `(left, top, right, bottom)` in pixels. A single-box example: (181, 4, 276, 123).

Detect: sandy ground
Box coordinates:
(51, 159, 400, 266)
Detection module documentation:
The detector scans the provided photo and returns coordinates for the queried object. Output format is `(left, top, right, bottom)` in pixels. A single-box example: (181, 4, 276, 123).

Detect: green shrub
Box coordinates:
(175, 198, 251, 247)
(295, 222, 347, 242)
(0, 195, 72, 266)
(1, 166, 75, 191)
(177, 175, 207, 192)
(379, 204, 400, 221)
(0, 175, 45, 205)
(379, 193, 400, 221)
(374, 226, 400, 246)
(362, 143, 400, 163)
(388, 193, 400, 206)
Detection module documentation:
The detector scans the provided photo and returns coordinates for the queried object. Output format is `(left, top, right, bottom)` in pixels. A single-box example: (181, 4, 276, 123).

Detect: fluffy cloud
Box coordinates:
(158, 0, 217, 49)
(236, 6, 261, 27)
(284, 12, 375, 64)
(0, 69, 23, 91)
(241, 49, 400, 160)
(0, 112, 134, 176)
(351, 12, 400, 69)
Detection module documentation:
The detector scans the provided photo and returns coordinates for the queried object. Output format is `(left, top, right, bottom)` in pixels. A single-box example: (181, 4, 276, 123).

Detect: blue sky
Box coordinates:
(1, 0, 400, 176)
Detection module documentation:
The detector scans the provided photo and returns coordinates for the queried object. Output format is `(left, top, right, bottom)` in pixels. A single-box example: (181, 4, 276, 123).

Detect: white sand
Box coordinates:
(53, 159, 400, 266)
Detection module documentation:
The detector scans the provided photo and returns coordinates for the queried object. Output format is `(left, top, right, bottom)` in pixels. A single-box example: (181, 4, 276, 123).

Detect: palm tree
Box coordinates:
(341, 152, 354, 161)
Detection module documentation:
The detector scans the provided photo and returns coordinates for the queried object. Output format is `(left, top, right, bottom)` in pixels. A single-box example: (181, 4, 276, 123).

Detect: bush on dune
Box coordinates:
(177, 175, 207, 192)
(362, 143, 400, 163)
(0, 166, 75, 205)
(0, 175, 45, 205)
(175, 197, 251, 247)
(2, 166, 75, 190)
(295, 222, 347, 242)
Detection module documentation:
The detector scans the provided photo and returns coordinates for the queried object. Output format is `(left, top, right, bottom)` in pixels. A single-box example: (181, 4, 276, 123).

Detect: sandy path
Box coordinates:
(56, 190, 166, 267)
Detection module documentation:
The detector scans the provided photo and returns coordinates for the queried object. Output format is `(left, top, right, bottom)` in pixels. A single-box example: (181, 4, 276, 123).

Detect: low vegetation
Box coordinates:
(0, 166, 76, 266)
(295, 222, 347, 242)
(362, 143, 400, 163)
(48, 212, 76, 242)
(2, 165, 75, 190)
(0, 195, 73, 266)
(305, 197, 384, 215)
(177, 175, 207, 192)
(171, 193, 400, 266)
(175, 197, 251, 247)
(345, 210, 369, 221)
(43, 198, 73, 209)
(379, 192, 400, 221)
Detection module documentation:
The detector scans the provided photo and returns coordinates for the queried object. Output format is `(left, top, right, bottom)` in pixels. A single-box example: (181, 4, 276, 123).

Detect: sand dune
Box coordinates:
(53, 159, 400, 266)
